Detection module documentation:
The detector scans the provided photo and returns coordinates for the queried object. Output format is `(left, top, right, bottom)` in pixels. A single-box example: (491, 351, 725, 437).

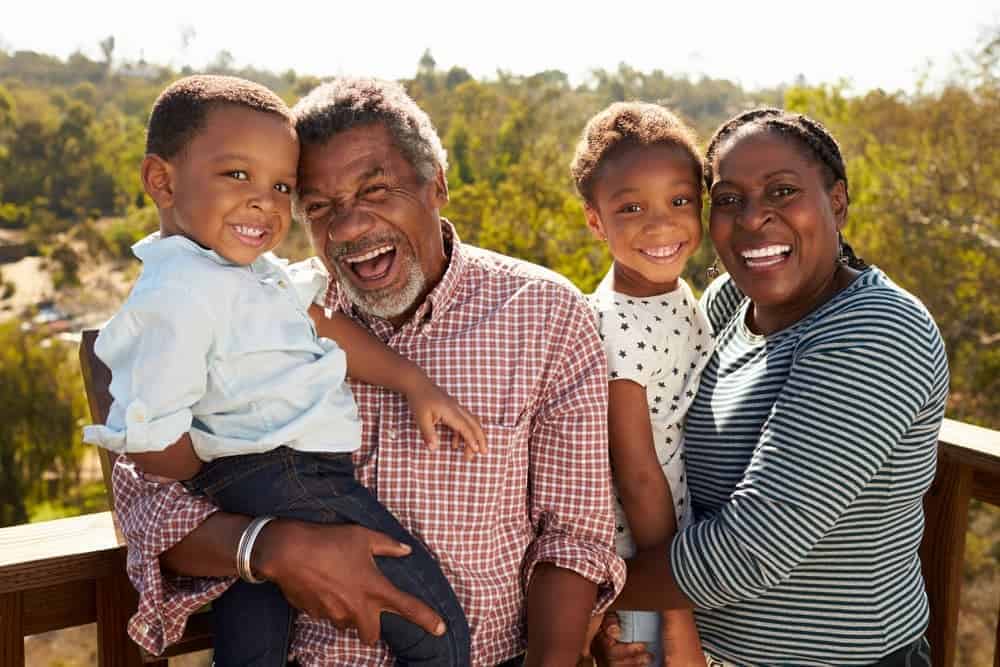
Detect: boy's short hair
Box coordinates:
(571, 101, 703, 203)
(146, 74, 293, 159)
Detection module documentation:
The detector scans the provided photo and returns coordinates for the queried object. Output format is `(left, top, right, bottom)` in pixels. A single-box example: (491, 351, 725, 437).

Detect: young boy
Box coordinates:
(84, 75, 480, 666)
(571, 102, 714, 665)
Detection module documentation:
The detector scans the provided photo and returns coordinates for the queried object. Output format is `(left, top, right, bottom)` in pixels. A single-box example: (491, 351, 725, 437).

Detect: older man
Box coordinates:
(111, 77, 624, 666)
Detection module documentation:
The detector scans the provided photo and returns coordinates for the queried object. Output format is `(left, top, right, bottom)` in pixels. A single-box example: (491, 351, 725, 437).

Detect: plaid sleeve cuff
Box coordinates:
(522, 533, 626, 614)
(112, 457, 235, 655)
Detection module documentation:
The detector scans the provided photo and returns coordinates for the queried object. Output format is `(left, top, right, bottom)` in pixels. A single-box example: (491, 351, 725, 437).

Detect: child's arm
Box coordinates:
(608, 380, 704, 665)
(310, 305, 486, 457)
(608, 380, 675, 549)
(129, 433, 203, 481)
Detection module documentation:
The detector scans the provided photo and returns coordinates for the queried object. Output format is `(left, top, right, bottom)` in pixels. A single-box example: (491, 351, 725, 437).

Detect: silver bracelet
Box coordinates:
(236, 516, 276, 584)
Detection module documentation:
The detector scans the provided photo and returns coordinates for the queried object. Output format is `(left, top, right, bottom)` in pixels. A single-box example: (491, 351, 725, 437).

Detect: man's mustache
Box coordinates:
(326, 234, 404, 261)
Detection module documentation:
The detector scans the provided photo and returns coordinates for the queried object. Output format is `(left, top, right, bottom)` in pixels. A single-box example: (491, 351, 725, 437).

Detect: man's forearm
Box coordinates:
(160, 511, 250, 577)
(526, 563, 597, 667)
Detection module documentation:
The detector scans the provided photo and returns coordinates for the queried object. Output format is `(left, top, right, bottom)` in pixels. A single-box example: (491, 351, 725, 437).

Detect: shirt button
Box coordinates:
(385, 429, 396, 440)
(277, 280, 287, 289)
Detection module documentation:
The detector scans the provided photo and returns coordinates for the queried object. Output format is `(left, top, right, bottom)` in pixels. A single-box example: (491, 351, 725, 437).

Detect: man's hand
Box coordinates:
(592, 612, 653, 667)
(253, 520, 445, 646)
(405, 379, 487, 460)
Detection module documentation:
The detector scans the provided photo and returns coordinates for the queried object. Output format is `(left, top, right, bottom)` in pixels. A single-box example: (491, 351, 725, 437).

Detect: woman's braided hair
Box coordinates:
(704, 108, 866, 270)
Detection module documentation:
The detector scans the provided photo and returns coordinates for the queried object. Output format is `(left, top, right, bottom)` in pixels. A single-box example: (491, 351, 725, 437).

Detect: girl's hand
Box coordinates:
(582, 612, 605, 659)
(592, 612, 654, 666)
(405, 379, 487, 460)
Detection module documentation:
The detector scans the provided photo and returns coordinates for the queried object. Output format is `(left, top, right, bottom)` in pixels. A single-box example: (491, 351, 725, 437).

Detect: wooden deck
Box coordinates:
(1, 417, 998, 665)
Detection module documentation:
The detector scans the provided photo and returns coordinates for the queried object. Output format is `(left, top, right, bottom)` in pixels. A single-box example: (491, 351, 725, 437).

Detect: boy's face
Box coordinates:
(586, 143, 702, 297)
(156, 105, 299, 265)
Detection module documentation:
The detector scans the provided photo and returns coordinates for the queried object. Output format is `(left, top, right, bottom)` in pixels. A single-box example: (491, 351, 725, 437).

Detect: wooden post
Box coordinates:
(920, 447, 972, 667)
(0, 591, 25, 666)
(95, 550, 146, 667)
(994, 612, 999, 667)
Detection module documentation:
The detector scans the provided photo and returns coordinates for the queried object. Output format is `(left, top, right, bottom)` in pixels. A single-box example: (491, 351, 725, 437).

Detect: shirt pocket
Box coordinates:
(412, 420, 530, 537)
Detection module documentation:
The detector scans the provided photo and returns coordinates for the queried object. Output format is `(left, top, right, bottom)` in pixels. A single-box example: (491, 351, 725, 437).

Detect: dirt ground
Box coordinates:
(1, 255, 54, 316)
(0, 226, 135, 329)
(25, 624, 212, 666)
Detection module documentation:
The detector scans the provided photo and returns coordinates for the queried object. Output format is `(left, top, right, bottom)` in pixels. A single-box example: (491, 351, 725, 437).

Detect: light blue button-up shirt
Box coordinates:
(83, 233, 361, 461)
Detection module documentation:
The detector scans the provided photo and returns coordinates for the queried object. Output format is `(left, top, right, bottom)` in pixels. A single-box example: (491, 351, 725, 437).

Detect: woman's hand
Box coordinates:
(591, 612, 654, 666)
(403, 376, 487, 460)
(253, 519, 446, 646)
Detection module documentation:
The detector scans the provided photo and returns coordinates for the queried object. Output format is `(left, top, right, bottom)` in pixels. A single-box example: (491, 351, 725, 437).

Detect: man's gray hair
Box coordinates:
(293, 77, 448, 182)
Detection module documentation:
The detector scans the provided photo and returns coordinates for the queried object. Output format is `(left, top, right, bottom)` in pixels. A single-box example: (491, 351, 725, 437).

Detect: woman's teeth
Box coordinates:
(741, 245, 791, 267)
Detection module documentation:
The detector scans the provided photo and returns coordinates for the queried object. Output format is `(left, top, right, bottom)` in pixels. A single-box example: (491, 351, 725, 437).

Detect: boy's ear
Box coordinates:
(584, 204, 607, 241)
(141, 154, 175, 209)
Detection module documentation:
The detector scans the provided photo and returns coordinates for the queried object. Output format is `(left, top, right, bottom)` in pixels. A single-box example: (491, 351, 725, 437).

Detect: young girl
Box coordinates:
(571, 102, 713, 665)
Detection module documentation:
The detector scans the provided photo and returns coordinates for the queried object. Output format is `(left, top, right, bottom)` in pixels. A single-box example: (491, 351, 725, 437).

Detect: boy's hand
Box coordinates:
(405, 380, 487, 460)
(130, 432, 203, 481)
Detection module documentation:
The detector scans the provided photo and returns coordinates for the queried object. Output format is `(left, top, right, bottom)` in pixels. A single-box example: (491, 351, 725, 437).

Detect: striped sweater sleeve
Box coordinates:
(671, 287, 948, 608)
(699, 274, 745, 334)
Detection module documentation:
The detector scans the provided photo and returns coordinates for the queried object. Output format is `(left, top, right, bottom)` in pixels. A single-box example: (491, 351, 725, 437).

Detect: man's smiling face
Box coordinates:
(298, 122, 449, 324)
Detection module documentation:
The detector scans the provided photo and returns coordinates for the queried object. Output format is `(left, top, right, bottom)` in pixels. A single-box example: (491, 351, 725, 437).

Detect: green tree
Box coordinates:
(0, 323, 87, 526)
(99, 35, 115, 73)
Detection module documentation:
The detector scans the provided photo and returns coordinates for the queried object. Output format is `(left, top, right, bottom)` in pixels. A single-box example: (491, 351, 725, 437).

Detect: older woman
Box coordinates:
(596, 109, 947, 666)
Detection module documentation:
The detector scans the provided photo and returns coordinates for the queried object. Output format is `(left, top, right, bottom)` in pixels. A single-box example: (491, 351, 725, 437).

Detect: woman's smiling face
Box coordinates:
(709, 131, 848, 333)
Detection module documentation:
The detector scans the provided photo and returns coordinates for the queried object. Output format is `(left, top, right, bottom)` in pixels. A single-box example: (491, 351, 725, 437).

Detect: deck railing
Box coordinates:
(1, 417, 998, 666)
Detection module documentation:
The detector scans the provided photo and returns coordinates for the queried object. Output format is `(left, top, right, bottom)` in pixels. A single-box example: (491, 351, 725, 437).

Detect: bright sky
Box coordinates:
(4, 0, 997, 93)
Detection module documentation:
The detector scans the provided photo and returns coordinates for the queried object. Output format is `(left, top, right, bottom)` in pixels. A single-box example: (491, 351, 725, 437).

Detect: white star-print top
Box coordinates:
(589, 269, 715, 558)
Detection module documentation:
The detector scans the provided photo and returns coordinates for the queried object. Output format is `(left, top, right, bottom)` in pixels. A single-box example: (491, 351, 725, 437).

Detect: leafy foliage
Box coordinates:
(0, 322, 87, 526)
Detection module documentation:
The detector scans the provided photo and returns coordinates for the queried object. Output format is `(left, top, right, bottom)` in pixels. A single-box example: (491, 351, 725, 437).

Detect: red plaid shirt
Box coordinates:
(111, 222, 625, 666)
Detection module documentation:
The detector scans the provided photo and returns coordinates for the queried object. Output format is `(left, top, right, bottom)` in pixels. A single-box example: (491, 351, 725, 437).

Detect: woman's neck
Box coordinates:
(747, 265, 861, 336)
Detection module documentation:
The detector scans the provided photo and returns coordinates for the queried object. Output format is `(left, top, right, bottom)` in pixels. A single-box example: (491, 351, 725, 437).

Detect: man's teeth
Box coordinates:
(741, 245, 791, 259)
(344, 245, 394, 264)
(234, 225, 266, 238)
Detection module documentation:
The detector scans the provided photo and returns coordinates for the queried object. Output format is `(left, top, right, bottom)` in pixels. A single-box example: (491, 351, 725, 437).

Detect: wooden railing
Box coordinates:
(920, 418, 1000, 667)
(1, 418, 998, 666)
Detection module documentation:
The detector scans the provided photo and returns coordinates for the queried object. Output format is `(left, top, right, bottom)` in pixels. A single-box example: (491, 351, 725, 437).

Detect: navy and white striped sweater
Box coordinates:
(672, 267, 949, 665)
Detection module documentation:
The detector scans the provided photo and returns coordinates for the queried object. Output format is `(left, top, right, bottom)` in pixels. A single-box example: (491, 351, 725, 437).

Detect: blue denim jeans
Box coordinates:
(183, 446, 470, 667)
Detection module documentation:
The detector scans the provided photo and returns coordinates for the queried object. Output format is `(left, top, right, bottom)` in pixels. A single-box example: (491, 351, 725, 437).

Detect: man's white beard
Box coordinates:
(335, 259, 427, 321)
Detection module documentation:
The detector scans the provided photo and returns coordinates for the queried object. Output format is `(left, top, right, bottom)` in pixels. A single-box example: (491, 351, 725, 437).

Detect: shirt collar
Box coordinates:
(327, 219, 468, 331)
(131, 232, 276, 273)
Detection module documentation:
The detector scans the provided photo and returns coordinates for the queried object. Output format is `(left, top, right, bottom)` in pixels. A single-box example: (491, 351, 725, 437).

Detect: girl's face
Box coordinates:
(586, 143, 703, 297)
(708, 131, 848, 333)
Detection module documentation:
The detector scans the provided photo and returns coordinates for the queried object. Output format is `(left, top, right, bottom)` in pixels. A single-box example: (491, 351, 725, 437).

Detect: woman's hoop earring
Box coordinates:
(836, 233, 850, 266)
(707, 259, 721, 280)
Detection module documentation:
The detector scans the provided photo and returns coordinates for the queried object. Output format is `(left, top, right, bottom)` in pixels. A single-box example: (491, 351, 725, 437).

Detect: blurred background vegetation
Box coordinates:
(0, 31, 996, 664)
